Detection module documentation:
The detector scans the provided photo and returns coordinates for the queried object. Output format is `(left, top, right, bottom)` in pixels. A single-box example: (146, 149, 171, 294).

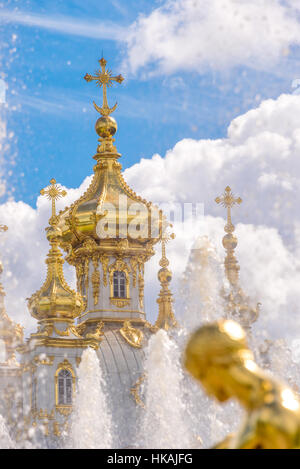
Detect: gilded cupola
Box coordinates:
(57, 58, 162, 261)
(27, 179, 84, 322)
(51, 58, 175, 328)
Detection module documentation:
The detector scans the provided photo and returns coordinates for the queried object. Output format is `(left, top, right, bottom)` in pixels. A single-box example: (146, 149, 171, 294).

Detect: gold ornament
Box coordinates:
(40, 178, 67, 226)
(215, 186, 242, 287)
(130, 374, 146, 408)
(100, 255, 109, 286)
(33, 355, 54, 366)
(86, 321, 104, 340)
(28, 180, 84, 322)
(130, 257, 138, 288)
(84, 57, 124, 117)
(155, 228, 177, 330)
(91, 268, 100, 306)
(185, 320, 300, 449)
(110, 298, 130, 308)
(119, 320, 144, 348)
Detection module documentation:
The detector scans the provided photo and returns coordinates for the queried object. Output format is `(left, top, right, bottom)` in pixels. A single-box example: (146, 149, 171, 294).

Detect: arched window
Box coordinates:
(58, 369, 73, 405)
(113, 271, 126, 298)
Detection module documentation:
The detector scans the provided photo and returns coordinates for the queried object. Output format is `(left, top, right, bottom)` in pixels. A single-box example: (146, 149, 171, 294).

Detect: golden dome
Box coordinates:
(58, 158, 161, 254)
(27, 243, 84, 321)
(57, 58, 162, 258)
(28, 180, 84, 321)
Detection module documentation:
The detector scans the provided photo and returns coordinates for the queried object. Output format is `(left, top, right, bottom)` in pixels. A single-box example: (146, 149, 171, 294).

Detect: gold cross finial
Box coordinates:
(160, 220, 175, 268)
(84, 58, 124, 117)
(215, 186, 242, 234)
(0, 225, 8, 233)
(40, 178, 67, 225)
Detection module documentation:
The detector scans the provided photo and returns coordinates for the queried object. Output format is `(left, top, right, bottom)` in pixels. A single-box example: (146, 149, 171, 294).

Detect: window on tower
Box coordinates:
(58, 369, 73, 405)
(113, 271, 126, 298)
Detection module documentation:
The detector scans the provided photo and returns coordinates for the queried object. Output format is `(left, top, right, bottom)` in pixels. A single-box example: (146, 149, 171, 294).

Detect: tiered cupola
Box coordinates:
(57, 58, 168, 328)
(26, 179, 101, 348)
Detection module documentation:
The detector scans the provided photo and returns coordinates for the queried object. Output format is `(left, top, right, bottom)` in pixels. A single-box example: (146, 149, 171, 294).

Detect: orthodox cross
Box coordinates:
(159, 218, 175, 268)
(40, 178, 67, 225)
(215, 186, 242, 233)
(0, 224, 7, 233)
(84, 58, 124, 117)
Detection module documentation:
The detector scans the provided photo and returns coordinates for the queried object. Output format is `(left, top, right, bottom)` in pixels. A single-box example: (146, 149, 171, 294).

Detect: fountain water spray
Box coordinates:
(0, 413, 14, 449)
(70, 348, 112, 449)
(141, 329, 192, 448)
(180, 236, 224, 330)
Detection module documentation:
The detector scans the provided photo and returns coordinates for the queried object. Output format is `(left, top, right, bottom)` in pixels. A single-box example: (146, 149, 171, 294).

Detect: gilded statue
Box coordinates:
(184, 320, 300, 449)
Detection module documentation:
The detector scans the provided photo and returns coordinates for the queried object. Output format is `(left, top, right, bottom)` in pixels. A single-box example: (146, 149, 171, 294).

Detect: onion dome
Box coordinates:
(27, 179, 84, 321)
(57, 58, 162, 259)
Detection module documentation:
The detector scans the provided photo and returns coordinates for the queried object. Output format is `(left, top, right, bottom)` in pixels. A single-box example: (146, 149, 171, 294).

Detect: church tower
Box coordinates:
(57, 58, 165, 327)
(19, 179, 100, 446)
(19, 58, 176, 448)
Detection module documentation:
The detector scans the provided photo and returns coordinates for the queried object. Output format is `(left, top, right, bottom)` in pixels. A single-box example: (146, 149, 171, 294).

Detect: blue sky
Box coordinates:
(3, 0, 300, 340)
(1, 0, 300, 205)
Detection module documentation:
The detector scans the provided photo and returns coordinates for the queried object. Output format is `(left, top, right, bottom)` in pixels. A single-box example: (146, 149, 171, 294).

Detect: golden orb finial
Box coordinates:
(84, 58, 124, 157)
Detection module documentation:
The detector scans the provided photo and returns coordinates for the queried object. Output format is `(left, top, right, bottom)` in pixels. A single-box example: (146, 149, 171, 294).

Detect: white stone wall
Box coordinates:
(21, 344, 83, 446)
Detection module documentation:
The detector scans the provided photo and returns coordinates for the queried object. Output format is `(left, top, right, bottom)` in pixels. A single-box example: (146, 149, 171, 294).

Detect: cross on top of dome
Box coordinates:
(84, 57, 124, 117)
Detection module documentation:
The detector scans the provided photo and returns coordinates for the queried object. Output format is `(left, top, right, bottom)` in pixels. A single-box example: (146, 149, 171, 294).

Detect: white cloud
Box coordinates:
(0, 176, 92, 332)
(124, 93, 300, 338)
(1, 93, 300, 342)
(124, 0, 300, 75)
(0, 8, 126, 41)
(125, 94, 300, 244)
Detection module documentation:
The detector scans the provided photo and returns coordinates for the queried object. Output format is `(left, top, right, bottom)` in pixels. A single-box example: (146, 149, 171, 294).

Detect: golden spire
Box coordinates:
(84, 58, 124, 158)
(215, 186, 259, 330)
(215, 186, 242, 287)
(155, 227, 177, 330)
(84, 57, 124, 117)
(27, 179, 84, 322)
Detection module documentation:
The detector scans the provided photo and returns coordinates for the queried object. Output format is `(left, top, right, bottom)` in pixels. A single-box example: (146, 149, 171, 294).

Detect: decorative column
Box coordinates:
(155, 232, 177, 330)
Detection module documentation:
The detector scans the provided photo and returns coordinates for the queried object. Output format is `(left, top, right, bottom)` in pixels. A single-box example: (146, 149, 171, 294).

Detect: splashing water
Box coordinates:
(140, 329, 192, 448)
(180, 236, 224, 330)
(0, 413, 14, 449)
(70, 348, 112, 449)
